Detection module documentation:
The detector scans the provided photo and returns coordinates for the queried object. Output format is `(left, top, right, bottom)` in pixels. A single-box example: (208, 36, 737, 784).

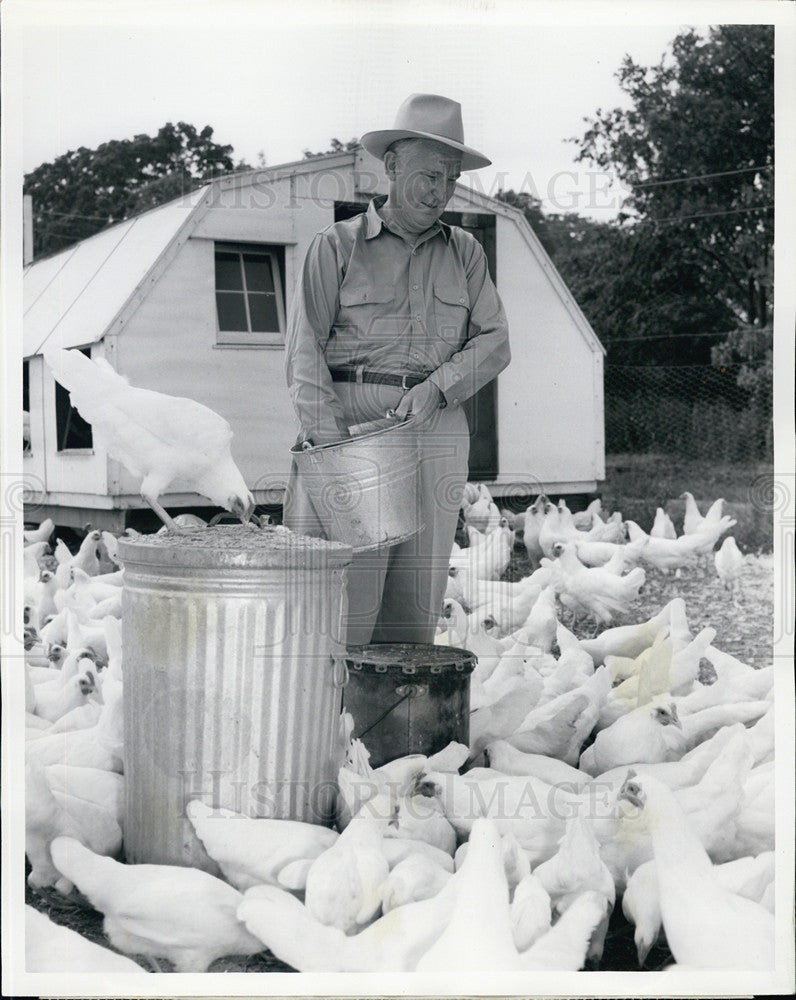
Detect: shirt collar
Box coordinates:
(365, 195, 451, 243)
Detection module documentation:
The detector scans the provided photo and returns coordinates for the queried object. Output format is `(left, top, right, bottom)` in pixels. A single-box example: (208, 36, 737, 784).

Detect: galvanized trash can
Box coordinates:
(290, 416, 421, 552)
(342, 643, 476, 768)
(119, 525, 352, 871)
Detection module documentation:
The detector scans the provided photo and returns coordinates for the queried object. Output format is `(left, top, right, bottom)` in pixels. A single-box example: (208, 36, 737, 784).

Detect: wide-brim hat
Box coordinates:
(360, 93, 491, 171)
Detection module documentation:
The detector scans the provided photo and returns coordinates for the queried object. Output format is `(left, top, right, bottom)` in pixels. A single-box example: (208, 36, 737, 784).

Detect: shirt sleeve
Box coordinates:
(426, 234, 511, 407)
(284, 231, 350, 442)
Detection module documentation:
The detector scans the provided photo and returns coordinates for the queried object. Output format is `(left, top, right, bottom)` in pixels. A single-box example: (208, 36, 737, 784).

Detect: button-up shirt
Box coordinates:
(285, 195, 511, 441)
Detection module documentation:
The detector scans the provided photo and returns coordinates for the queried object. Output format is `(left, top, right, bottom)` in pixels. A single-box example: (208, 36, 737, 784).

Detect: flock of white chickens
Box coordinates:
(21, 480, 777, 976)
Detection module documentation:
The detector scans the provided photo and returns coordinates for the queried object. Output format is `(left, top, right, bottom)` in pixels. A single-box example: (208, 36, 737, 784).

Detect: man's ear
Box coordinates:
(383, 149, 398, 181)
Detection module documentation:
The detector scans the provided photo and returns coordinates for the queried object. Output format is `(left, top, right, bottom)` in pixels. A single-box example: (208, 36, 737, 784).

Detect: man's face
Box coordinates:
(384, 140, 462, 234)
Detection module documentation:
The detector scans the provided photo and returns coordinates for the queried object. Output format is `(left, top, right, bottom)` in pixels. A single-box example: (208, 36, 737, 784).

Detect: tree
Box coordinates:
(572, 25, 774, 337)
(302, 137, 360, 159)
(24, 122, 246, 257)
(497, 190, 734, 365)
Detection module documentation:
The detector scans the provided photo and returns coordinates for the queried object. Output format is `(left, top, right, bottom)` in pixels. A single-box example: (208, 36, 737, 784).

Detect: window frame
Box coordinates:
(214, 242, 286, 347)
(23, 359, 32, 454)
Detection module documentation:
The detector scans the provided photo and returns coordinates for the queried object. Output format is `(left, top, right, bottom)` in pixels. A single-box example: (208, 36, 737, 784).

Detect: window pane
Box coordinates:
(248, 293, 279, 332)
(216, 291, 249, 331)
(244, 256, 275, 294)
(215, 252, 243, 290)
(55, 381, 93, 450)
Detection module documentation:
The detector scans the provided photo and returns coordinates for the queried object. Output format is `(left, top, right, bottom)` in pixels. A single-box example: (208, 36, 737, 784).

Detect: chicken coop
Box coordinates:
(23, 149, 605, 531)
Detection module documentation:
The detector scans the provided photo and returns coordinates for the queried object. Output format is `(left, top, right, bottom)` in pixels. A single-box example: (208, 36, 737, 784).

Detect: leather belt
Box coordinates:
(329, 366, 425, 390)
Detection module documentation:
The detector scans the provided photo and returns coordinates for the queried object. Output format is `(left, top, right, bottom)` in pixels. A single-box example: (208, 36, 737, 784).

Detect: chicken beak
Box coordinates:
(667, 704, 682, 730)
(230, 494, 255, 525)
(618, 770, 646, 809)
(413, 774, 441, 799)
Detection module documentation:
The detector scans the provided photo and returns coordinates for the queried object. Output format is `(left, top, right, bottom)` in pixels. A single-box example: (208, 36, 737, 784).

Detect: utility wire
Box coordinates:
(607, 332, 769, 344)
(633, 165, 772, 189)
(636, 204, 774, 225)
(37, 209, 116, 223)
(607, 331, 739, 343)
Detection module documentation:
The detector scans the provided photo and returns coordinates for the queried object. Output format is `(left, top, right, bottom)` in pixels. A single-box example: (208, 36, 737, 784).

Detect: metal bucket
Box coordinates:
(119, 525, 352, 871)
(343, 643, 476, 768)
(291, 416, 421, 552)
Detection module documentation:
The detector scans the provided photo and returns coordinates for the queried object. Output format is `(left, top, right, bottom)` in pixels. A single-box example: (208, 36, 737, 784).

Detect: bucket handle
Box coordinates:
(357, 684, 426, 739)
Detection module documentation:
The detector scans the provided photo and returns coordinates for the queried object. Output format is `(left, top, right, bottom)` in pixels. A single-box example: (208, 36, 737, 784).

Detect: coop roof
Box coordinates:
(24, 186, 211, 358)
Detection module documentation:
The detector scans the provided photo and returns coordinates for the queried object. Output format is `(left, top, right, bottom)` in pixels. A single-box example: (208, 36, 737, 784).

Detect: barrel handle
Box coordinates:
(332, 656, 349, 688)
(208, 511, 238, 526)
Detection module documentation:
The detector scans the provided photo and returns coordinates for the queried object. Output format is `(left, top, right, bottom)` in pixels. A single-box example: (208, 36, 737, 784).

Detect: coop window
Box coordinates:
(215, 244, 286, 346)
(55, 347, 93, 451)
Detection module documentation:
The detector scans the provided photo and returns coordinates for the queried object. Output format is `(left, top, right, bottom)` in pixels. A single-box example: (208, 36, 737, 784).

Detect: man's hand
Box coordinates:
(393, 380, 444, 423)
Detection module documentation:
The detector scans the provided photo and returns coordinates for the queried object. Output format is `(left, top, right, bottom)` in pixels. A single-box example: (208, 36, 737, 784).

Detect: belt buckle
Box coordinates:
(401, 374, 412, 390)
(355, 364, 365, 384)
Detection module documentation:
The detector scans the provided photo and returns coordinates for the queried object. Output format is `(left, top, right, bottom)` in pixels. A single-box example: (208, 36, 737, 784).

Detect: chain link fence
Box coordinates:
(604, 362, 772, 462)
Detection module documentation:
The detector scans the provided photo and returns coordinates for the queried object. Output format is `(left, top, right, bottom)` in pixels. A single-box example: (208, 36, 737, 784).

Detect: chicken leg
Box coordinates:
(141, 493, 189, 534)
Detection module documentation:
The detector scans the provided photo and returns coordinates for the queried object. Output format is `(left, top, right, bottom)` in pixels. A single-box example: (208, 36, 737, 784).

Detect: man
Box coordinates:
(284, 93, 511, 645)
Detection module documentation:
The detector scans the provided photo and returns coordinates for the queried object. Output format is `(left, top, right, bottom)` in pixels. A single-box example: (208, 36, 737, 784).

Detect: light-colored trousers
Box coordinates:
(284, 381, 470, 646)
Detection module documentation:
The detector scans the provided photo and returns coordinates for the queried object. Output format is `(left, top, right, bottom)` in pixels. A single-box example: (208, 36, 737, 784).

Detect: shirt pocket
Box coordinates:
(335, 284, 396, 343)
(433, 282, 470, 348)
(338, 284, 396, 307)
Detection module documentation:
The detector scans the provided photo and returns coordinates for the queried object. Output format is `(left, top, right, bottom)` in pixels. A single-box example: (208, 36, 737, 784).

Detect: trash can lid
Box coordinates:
(118, 524, 353, 569)
(345, 642, 476, 675)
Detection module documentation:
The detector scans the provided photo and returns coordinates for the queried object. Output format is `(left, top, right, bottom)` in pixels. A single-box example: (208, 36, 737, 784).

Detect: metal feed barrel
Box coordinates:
(343, 643, 476, 768)
(291, 416, 421, 552)
(119, 525, 352, 872)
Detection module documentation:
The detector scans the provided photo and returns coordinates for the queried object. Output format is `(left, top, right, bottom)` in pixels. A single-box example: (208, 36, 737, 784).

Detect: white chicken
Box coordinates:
(462, 485, 501, 533)
(680, 492, 725, 535)
(522, 494, 547, 568)
(508, 665, 612, 765)
(552, 542, 646, 625)
(380, 853, 452, 913)
(533, 815, 615, 960)
(70, 529, 103, 577)
(450, 520, 512, 580)
(617, 771, 774, 970)
(517, 584, 558, 653)
(579, 697, 685, 776)
(650, 506, 677, 539)
(572, 498, 602, 530)
(44, 348, 254, 533)
(449, 566, 542, 634)
(303, 797, 393, 933)
(24, 517, 55, 545)
(186, 799, 339, 891)
(715, 535, 745, 590)
(624, 520, 705, 573)
(49, 836, 263, 971)
(25, 760, 122, 892)
(25, 906, 144, 973)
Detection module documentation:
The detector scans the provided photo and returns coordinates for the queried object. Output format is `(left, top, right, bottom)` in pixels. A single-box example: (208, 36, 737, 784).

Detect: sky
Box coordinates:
(14, 0, 710, 223)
